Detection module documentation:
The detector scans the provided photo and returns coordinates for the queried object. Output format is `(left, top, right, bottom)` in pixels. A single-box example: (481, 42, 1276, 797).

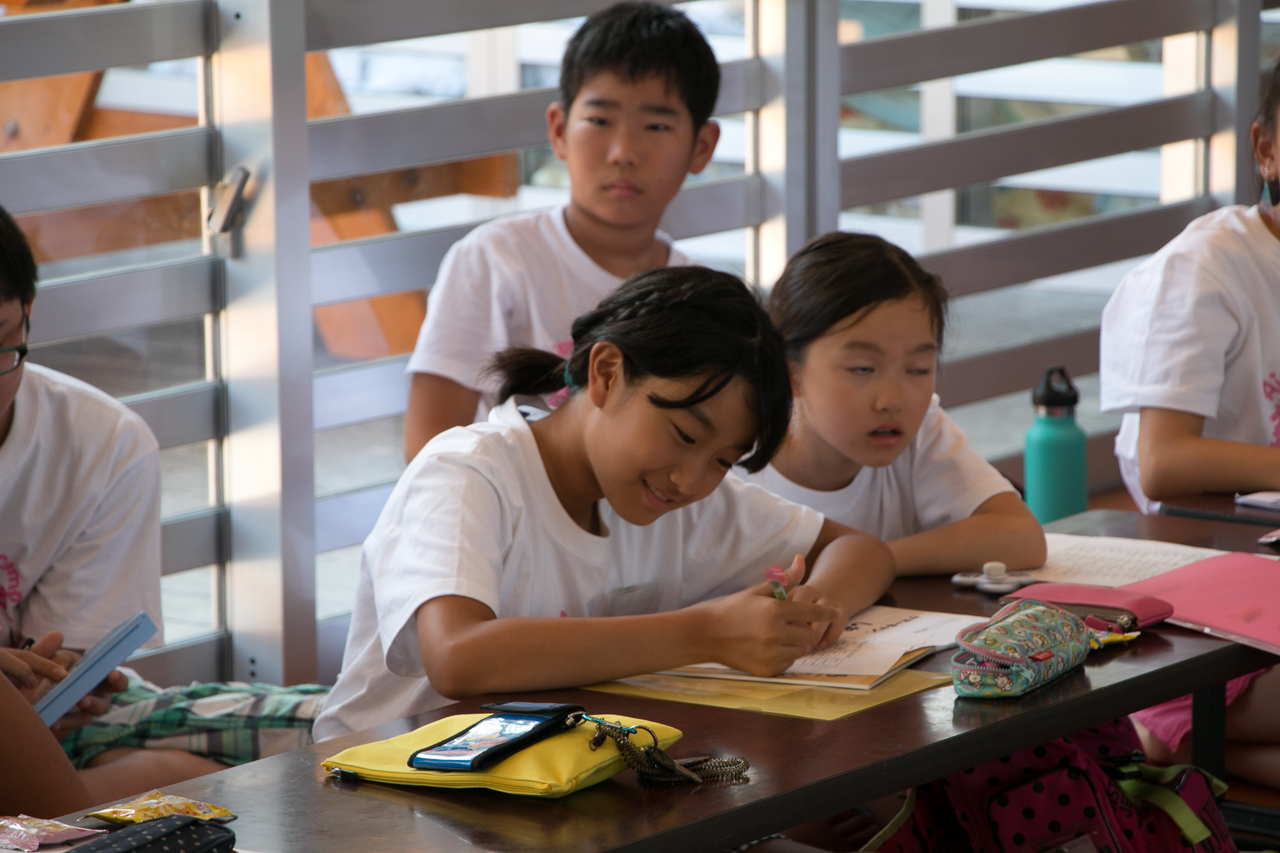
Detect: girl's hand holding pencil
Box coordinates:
(778, 554, 849, 653)
(689, 555, 846, 677)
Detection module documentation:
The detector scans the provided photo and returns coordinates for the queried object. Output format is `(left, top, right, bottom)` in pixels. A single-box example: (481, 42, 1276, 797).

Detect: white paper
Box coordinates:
(685, 606, 976, 677)
(847, 607, 978, 652)
(783, 636, 919, 676)
(1235, 491, 1280, 509)
(1028, 533, 1226, 587)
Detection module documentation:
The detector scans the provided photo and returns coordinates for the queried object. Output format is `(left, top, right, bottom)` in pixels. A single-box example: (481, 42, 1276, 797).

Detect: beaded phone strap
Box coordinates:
(576, 713, 749, 786)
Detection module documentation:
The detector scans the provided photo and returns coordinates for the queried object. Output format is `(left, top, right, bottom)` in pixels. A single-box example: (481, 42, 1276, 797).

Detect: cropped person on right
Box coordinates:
(1100, 61, 1280, 513)
(402, 2, 721, 459)
(1100, 61, 1280, 789)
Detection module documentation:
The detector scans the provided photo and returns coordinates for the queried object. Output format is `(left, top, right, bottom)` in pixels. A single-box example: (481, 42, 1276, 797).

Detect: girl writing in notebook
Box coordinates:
(1100, 61, 1280, 789)
(737, 231, 1045, 575)
(313, 266, 895, 741)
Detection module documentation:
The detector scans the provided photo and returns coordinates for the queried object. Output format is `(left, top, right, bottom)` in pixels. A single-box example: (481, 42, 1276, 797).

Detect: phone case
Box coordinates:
(408, 703, 584, 772)
(1000, 584, 1172, 632)
(34, 611, 156, 726)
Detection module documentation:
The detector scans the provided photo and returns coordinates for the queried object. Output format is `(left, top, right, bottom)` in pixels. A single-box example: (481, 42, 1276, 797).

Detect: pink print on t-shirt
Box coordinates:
(0, 554, 19, 642)
(1266, 372, 1280, 445)
(1, 555, 18, 606)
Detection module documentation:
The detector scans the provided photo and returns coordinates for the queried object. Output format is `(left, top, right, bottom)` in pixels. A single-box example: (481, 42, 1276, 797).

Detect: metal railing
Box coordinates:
(0, 0, 228, 678)
(1, 0, 1267, 683)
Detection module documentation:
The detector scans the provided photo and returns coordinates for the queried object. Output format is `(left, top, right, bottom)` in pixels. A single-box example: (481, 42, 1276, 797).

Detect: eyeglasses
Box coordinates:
(0, 309, 30, 377)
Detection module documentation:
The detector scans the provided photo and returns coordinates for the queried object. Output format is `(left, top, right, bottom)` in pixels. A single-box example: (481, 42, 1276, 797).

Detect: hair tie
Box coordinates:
(562, 362, 576, 389)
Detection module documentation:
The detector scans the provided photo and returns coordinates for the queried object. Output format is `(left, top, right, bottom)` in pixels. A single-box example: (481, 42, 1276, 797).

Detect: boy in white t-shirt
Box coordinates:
(0, 202, 237, 800)
(1098, 65, 1280, 790)
(0, 210, 163, 668)
(402, 2, 721, 459)
(1, 204, 328, 802)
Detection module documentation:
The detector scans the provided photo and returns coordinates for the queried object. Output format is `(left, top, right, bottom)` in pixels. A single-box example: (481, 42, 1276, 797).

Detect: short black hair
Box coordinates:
(560, 2, 721, 130)
(0, 203, 36, 306)
(770, 232, 949, 363)
(490, 266, 791, 473)
(1257, 58, 1280, 135)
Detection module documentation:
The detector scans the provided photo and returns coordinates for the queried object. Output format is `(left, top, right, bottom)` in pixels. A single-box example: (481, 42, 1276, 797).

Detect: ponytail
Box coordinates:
(489, 348, 567, 402)
(486, 266, 792, 472)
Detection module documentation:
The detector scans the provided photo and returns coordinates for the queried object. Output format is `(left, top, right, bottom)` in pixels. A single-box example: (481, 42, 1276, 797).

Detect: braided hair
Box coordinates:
(488, 266, 791, 473)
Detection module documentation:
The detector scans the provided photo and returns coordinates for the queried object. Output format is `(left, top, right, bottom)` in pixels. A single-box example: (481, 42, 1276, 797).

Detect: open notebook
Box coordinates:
(660, 606, 976, 690)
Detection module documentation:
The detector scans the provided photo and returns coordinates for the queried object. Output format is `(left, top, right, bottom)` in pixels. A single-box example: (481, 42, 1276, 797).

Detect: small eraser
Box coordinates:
(982, 561, 1007, 578)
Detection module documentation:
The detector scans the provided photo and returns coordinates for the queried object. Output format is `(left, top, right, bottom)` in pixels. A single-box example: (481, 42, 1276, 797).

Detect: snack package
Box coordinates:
(0, 816, 104, 851)
(84, 791, 236, 825)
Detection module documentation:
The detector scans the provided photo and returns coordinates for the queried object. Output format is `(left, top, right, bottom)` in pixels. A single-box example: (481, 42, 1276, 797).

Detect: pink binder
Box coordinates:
(1122, 553, 1280, 655)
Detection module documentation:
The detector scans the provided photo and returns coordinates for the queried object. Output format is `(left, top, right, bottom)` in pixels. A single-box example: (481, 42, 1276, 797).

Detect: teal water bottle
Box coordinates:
(1023, 366, 1087, 524)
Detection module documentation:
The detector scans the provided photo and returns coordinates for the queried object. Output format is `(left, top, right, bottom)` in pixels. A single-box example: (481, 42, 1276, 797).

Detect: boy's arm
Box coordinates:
(404, 373, 482, 460)
(889, 493, 1046, 575)
(416, 579, 841, 699)
(1137, 406, 1280, 500)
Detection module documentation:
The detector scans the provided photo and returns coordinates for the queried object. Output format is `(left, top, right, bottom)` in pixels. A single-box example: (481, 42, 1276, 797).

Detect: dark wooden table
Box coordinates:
(63, 510, 1278, 853)
(1160, 492, 1280, 528)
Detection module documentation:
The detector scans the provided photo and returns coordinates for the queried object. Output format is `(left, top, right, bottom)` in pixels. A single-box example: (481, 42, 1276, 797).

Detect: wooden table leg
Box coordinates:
(1191, 682, 1227, 779)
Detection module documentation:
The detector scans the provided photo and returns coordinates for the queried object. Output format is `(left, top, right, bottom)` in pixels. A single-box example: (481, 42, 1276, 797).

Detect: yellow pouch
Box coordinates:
(322, 712, 682, 798)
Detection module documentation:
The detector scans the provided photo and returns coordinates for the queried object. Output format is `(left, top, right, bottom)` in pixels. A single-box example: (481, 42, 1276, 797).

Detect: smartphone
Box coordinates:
(408, 702, 583, 772)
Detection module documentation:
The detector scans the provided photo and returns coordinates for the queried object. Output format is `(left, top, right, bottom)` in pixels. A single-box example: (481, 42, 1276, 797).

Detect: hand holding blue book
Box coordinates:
(33, 612, 156, 726)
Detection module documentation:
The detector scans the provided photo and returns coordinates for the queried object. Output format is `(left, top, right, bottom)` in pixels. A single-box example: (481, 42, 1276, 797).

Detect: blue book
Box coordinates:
(34, 612, 157, 726)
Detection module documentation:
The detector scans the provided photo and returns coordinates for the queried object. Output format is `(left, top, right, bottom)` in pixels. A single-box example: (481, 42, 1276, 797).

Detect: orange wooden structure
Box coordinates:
(1, 5, 519, 362)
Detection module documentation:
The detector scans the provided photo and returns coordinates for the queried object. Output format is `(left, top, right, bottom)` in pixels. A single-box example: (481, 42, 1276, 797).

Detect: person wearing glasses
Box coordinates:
(0, 205, 162, 662)
(0, 203, 232, 801)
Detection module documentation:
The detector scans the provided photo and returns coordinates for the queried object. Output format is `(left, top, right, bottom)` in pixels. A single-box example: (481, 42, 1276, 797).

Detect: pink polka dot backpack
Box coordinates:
(864, 717, 1235, 853)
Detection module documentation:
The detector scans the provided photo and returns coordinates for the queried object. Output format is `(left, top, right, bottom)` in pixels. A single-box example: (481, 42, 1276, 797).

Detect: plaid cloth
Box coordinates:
(60, 669, 330, 769)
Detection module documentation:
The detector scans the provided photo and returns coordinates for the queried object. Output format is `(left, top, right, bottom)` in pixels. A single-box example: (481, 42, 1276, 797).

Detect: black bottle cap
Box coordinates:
(1033, 366, 1079, 407)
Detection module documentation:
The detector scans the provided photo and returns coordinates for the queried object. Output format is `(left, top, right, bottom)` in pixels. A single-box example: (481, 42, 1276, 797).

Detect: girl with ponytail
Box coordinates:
(314, 266, 895, 741)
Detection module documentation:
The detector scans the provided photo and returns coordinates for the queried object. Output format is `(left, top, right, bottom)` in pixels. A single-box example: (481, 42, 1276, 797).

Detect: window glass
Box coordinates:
(160, 440, 216, 519)
(161, 565, 221, 645)
(315, 416, 407, 499)
(317, 546, 362, 621)
(948, 373, 1123, 463)
(27, 317, 208, 399)
(944, 258, 1142, 365)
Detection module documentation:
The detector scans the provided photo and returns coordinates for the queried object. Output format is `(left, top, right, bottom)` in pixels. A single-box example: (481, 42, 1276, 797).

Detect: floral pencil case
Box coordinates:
(952, 598, 1090, 699)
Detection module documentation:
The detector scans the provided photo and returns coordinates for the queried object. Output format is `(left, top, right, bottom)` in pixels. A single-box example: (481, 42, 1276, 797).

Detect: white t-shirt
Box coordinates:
(1100, 205, 1280, 513)
(313, 399, 823, 740)
(406, 205, 691, 414)
(737, 395, 1016, 541)
(0, 364, 163, 650)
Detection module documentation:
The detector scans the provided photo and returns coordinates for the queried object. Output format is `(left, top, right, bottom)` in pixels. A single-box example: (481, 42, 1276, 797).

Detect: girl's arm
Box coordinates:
(1138, 407, 1280, 500)
(889, 492, 1046, 576)
(800, 519, 897, 616)
(417, 518, 894, 700)
(417, 579, 841, 699)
